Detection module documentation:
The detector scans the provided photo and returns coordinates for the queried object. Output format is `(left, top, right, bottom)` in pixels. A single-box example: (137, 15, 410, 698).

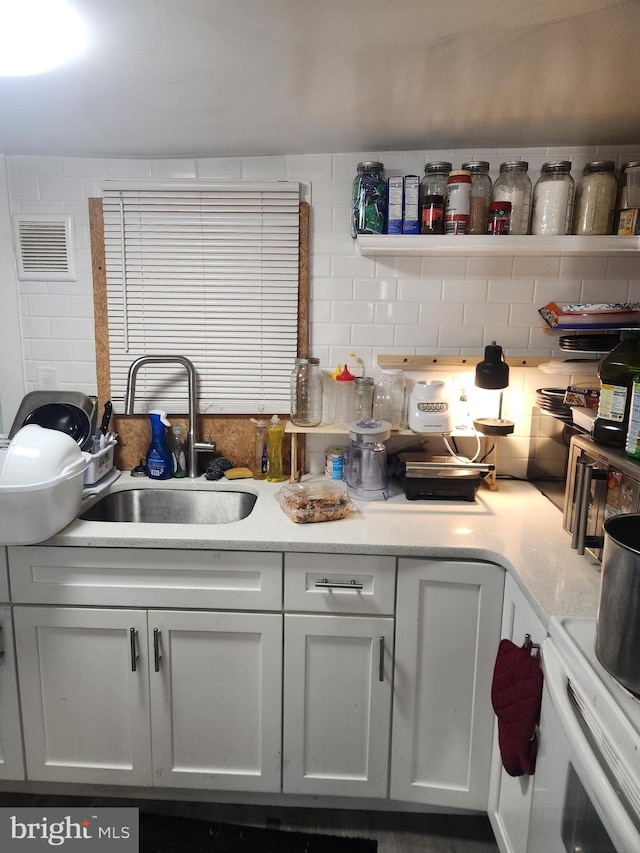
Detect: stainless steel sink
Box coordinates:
(79, 488, 257, 524)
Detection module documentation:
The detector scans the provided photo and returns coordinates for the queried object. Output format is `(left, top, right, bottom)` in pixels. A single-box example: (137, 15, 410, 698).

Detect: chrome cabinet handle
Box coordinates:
(314, 578, 364, 590)
(130, 627, 138, 672)
(153, 628, 162, 673)
(379, 636, 385, 682)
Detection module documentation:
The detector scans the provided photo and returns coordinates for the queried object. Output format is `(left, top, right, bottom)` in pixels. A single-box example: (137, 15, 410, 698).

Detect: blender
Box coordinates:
(344, 419, 392, 501)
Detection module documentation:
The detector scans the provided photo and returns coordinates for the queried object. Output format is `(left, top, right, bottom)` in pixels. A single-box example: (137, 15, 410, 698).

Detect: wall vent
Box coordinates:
(12, 214, 78, 281)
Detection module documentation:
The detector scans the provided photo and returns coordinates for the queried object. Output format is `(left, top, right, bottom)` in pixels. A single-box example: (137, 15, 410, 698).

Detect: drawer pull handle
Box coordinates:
(153, 628, 162, 673)
(315, 578, 364, 591)
(379, 636, 385, 682)
(130, 627, 138, 672)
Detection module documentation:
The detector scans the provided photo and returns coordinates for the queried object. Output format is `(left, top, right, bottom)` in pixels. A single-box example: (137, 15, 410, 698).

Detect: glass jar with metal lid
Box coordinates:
(572, 160, 618, 235)
(531, 161, 575, 235)
(420, 162, 451, 233)
(461, 161, 492, 234)
(491, 161, 532, 235)
(351, 161, 386, 238)
(617, 160, 640, 213)
(290, 357, 322, 427)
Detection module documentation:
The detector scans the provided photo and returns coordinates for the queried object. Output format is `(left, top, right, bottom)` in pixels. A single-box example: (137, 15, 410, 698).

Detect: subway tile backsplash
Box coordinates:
(6, 145, 640, 475)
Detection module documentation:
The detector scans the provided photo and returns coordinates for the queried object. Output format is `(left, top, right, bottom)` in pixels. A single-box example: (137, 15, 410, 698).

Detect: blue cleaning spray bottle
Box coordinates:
(146, 410, 174, 479)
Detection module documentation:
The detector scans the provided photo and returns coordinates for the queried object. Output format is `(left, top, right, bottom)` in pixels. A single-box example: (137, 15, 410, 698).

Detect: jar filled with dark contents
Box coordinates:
(420, 162, 451, 233)
(420, 194, 445, 234)
(351, 161, 387, 237)
(461, 161, 492, 234)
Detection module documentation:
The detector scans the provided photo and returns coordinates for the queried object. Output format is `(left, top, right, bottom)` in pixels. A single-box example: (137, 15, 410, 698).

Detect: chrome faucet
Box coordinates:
(124, 355, 215, 478)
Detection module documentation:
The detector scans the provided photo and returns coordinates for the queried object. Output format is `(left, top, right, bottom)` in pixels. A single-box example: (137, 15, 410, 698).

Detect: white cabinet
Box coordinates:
(10, 546, 283, 791)
(282, 553, 395, 798)
(149, 609, 281, 792)
(390, 557, 504, 811)
(0, 606, 25, 780)
(488, 573, 547, 853)
(14, 606, 152, 786)
(15, 605, 282, 791)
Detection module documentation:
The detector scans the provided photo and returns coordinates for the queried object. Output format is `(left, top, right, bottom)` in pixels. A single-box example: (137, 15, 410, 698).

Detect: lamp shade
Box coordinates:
(475, 341, 509, 390)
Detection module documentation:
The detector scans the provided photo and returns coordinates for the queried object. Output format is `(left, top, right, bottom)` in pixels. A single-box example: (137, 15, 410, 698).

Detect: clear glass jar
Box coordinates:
(461, 161, 492, 234)
(420, 162, 451, 233)
(351, 161, 386, 237)
(572, 160, 618, 235)
(290, 357, 322, 427)
(354, 376, 374, 420)
(617, 160, 640, 212)
(491, 161, 532, 235)
(531, 161, 575, 235)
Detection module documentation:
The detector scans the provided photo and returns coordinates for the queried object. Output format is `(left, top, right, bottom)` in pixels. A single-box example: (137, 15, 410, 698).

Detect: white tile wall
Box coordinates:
(4, 145, 640, 474)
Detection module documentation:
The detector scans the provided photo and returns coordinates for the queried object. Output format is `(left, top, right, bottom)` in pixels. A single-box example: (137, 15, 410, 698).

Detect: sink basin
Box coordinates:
(79, 488, 257, 524)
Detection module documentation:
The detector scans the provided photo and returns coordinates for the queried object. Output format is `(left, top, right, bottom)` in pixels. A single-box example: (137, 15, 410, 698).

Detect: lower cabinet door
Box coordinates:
(283, 613, 394, 798)
(149, 610, 282, 792)
(0, 607, 25, 780)
(14, 606, 152, 785)
(390, 558, 504, 811)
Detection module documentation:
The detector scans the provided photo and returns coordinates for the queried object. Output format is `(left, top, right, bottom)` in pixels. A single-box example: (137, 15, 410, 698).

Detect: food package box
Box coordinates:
(617, 209, 640, 236)
(564, 387, 600, 409)
(539, 301, 640, 329)
(387, 176, 403, 234)
(84, 441, 116, 485)
(403, 175, 420, 234)
(276, 481, 352, 523)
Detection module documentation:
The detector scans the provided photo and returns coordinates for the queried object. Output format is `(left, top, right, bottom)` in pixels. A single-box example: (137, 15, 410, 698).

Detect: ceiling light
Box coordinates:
(0, 0, 88, 77)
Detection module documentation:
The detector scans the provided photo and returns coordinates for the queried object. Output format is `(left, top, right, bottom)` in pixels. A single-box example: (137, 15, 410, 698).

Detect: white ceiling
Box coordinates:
(1, 0, 639, 159)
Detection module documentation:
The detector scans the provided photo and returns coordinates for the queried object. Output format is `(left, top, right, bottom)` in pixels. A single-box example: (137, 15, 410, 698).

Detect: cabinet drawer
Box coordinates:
(284, 553, 395, 614)
(8, 546, 282, 610)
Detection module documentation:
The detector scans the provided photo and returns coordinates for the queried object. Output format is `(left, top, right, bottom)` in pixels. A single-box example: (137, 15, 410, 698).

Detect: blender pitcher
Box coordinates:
(345, 419, 392, 501)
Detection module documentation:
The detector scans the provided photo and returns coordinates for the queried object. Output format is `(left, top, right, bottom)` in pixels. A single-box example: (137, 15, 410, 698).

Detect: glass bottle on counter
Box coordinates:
(593, 330, 640, 449)
(266, 414, 285, 482)
(250, 417, 268, 480)
(290, 357, 322, 427)
(491, 161, 532, 235)
(461, 161, 492, 234)
(530, 161, 575, 235)
(351, 161, 386, 237)
(420, 162, 451, 233)
(171, 425, 187, 478)
(572, 160, 618, 235)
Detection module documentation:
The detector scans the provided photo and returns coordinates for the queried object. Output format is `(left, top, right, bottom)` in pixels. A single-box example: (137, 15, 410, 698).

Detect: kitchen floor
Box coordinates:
(0, 794, 498, 852)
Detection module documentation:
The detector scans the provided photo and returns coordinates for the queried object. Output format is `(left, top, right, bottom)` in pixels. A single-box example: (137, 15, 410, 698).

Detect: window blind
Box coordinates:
(102, 181, 300, 414)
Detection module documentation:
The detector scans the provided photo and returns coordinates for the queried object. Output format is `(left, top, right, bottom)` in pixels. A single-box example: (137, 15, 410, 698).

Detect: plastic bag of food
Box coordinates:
(275, 481, 352, 523)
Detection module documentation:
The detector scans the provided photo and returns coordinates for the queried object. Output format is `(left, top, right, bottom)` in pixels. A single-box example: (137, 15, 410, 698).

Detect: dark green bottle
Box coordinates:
(593, 330, 640, 448)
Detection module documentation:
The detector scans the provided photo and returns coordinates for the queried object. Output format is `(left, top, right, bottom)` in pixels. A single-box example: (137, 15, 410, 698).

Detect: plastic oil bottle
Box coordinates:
(266, 414, 285, 482)
(593, 330, 640, 449)
(146, 410, 174, 479)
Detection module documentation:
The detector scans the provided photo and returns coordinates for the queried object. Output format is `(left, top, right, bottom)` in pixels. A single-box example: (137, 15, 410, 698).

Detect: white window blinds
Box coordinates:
(102, 181, 300, 414)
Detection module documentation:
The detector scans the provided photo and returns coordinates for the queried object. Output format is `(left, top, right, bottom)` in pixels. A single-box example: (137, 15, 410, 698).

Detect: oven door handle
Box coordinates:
(542, 640, 640, 851)
(571, 460, 606, 555)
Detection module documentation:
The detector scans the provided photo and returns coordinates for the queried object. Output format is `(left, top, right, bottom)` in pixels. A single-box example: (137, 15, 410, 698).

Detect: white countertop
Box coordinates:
(47, 472, 603, 626)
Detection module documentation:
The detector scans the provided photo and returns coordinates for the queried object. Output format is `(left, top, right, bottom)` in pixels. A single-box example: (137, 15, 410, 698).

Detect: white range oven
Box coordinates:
(529, 617, 640, 853)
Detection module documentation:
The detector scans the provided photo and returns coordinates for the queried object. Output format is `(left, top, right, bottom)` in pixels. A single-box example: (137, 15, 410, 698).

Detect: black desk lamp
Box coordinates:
(473, 341, 514, 490)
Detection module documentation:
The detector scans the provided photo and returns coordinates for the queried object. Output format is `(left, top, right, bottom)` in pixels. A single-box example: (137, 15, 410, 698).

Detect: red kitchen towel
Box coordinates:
(491, 638, 544, 777)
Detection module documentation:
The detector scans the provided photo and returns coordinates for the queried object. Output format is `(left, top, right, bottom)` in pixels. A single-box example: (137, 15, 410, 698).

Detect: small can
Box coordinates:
(325, 445, 347, 480)
(421, 194, 445, 234)
(487, 201, 512, 235)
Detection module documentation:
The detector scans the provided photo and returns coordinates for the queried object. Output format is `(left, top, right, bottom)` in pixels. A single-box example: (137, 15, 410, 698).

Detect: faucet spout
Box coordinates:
(124, 355, 203, 478)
